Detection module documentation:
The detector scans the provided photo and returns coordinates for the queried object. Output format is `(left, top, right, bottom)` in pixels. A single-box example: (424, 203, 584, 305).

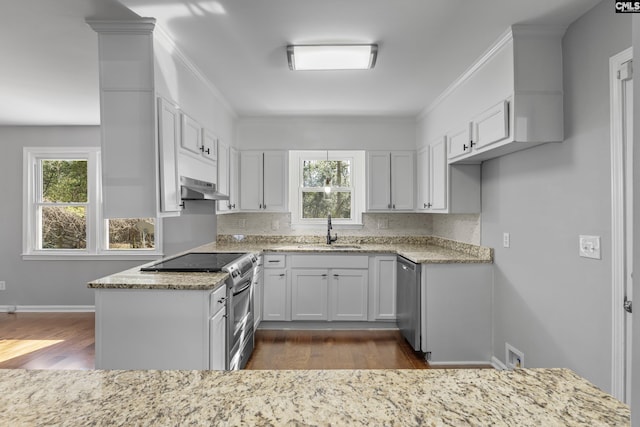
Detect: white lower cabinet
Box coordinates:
(262, 268, 289, 321)
(421, 263, 493, 364)
(369, 256, 396, 321)
(253, 258, 263, 329)
(209, 304, 226, 370)
(95, 286, 226, 370)
(291, 269, 329, 320)
(330, 269, 368, 321)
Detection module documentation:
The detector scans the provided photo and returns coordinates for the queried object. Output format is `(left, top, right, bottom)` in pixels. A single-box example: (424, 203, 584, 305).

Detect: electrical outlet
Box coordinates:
(238, 219, 246, 229)
(503, 232, 510, 248)
(579, 235, 601, 259)
(271, 220, 280, 231)
(0, 281, 5, 290)
(378, 219, 389, 229)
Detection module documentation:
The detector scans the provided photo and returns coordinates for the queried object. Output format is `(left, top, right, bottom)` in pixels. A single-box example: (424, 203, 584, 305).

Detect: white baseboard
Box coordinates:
(491, 356, 508, 370)
(0, 305, 95, 313)
(428, 360, 493, 367)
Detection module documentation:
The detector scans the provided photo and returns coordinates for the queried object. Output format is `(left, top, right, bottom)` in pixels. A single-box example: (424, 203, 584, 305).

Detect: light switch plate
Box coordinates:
(579, 235, 601, 259)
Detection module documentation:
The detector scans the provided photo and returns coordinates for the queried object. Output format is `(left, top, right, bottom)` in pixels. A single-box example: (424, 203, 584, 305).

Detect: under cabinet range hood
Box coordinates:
(180, 176, 229, 201)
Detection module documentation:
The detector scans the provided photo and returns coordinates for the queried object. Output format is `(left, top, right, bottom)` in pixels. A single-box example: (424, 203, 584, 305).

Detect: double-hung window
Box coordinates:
(23, 147, 160, 259)
(289, 150, 365, 227)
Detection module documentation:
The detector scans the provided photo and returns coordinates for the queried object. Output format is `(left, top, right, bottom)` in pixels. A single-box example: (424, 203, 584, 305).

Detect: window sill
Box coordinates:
(22, 252, 164, 261)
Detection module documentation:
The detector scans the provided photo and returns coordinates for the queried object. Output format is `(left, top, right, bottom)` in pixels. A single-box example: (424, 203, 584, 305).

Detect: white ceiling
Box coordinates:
(0, 0, 601, 125)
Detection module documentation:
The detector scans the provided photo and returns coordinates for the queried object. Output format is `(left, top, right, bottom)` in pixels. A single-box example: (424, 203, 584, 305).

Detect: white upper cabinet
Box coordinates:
(420, 25, 564, 165)
(367, 151, 415, 211)
(217, 143, 238, 213)
(201, 129, 218, 162)
(157, 97, 181, 213)
(417, 137, 480, 214)
(181, 113, 202, 155)
(239, 150, 288, 212)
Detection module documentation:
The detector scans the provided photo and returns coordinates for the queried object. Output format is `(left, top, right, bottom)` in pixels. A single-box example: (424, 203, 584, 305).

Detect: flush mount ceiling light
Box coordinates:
(287, 44, 378, 71)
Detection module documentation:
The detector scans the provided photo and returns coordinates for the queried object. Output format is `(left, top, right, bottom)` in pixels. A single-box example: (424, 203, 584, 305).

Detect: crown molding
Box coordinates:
(153, 25, 237, 118)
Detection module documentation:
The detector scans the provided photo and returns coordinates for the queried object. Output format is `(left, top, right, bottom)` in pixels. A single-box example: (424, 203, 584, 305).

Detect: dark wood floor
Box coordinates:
(246, 329, 429, 369)
(1, 313, 490, 370)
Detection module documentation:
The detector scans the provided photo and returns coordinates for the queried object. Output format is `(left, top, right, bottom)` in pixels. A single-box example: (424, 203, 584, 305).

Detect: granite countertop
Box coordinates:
(87, 235, 492, 290)
(0, 368, 629, 426)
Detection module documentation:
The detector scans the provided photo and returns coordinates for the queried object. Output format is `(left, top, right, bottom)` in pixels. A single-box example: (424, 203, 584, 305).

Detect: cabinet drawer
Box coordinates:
(210, 285, 227, 316)
(264, 254, 286, 268)
(290, 255, 368, 269)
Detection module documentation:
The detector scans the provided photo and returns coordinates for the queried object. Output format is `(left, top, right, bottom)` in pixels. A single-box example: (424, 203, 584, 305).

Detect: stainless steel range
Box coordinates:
(141, 252, 257, 370)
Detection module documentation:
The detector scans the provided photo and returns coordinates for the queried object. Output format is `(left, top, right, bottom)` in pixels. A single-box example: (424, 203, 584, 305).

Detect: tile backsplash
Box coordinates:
(217, 212, 480, 245)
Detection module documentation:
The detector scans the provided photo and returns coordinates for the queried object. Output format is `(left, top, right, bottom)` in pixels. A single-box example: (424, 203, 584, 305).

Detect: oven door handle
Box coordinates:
(232, 280, 252, 296)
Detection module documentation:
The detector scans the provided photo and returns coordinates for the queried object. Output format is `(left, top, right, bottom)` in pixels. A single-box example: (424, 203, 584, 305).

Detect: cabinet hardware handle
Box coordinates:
(259, 203, 262, 209)
(223, 314, 228, 318)
(217, 298, 226, 304)
(200, 145, 205, 152)
(463, 144, 468, 151)
(268, 260, 280, 263)
(263, 204, 267, 209)
(427, 203, 432, 208)
(205, 148, 210, 154)
(470, 140, 475, 148)
(179, 202, 185, 209)
(387, 203, 391, 209)
(424, 203, 427, 208)
(333, 274, 339, 277)
(393, 204, 395, 209)
(321, 274, 328, 277)
(279, 273, 285, 277)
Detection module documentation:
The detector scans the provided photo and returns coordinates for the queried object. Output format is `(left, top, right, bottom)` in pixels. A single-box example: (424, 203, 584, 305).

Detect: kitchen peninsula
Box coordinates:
(88, 235, 493, 370)
(0, 368, 629, 425)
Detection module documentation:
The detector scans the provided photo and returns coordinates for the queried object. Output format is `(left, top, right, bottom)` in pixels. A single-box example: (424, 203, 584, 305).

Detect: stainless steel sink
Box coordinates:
(296, 244, 362, 250)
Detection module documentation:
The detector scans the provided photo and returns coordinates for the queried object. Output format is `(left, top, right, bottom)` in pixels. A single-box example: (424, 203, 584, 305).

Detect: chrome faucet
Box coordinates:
(326, 213, 338, 245)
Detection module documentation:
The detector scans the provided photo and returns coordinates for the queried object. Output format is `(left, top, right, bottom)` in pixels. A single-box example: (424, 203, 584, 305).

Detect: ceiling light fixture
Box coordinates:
(287, 44, 378, 71)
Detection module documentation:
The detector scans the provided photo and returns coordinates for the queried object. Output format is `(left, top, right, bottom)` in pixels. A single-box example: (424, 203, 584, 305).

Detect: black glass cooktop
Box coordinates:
(141, 252, 246, 272)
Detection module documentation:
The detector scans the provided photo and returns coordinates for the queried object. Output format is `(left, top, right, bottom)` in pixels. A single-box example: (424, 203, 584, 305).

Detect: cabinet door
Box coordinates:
(229, 148, 239, 211)
(367, 152, 391, 210)
(253, 265, 263, 329)
(330, 269, 368, 321)
(429, 137, 448, 211)
(217, 142, 230, 213)
(181, 112, 202, 155)
(390, 152, 415, 210)
(370, 257, 396, 321)
(262, 269, 289, 321)
(209, 306, 226, 370)
(201, 129, 218, 162)
(447, 123, 472, 160)
(291, 269, 329, 320)
(416, 146, 429, 211)
(157, 97, 181, 213)
(263, 151, 288, 212)
(473, 100, 509, 150)
(239, 151, 263, 210)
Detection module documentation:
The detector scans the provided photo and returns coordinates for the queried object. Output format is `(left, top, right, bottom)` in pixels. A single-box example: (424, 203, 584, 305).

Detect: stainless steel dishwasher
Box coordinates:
(396, 255, 421, 351)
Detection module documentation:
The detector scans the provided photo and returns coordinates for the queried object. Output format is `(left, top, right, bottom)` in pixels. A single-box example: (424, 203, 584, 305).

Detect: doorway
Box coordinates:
(610, 47, 633, 404)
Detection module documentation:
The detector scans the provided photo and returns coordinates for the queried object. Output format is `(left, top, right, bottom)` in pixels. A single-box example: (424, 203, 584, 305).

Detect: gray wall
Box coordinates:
(0, 126, 216, 307)
(481, 2, 630, 393)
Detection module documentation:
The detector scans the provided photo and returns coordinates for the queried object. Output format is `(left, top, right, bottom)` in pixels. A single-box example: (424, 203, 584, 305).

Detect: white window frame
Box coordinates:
(289, 150, 365, 228)
(23, 147, 162, 260)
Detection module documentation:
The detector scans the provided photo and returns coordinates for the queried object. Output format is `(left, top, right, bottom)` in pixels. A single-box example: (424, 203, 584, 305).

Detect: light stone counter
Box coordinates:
(0, 368, 629, 426)
(87, 235, 492, 290)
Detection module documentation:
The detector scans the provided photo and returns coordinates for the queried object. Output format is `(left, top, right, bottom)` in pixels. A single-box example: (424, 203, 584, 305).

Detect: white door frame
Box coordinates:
(610, 47, 633, 403)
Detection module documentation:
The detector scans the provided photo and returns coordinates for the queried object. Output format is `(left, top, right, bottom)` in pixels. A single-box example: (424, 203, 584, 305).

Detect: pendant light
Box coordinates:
(324, 150, 331, 195)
